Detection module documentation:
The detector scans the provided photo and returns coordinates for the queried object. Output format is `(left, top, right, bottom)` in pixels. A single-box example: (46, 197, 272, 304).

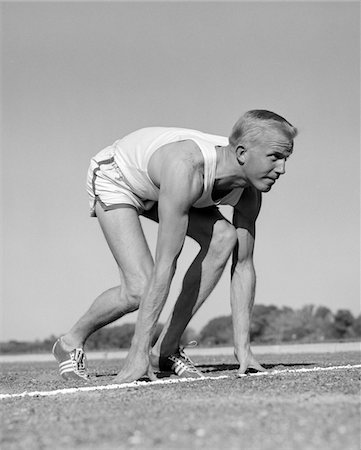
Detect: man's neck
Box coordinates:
(215, 145, 248, 189)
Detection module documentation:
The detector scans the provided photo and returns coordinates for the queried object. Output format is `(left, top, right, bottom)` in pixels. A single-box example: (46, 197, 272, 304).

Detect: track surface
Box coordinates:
(1, 351, 360, 450)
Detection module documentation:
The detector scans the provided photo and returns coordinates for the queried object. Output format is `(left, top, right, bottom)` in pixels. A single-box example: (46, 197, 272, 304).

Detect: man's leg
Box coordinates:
(61, 203, 154, 351)
(151, 207, 237, 359)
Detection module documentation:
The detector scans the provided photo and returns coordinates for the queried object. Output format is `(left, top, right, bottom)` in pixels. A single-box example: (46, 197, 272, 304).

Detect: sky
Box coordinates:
(1, 1, 360, 341)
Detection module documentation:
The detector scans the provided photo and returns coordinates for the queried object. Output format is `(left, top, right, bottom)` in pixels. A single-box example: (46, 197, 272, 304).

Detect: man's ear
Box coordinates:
(235, 145, 247, 165)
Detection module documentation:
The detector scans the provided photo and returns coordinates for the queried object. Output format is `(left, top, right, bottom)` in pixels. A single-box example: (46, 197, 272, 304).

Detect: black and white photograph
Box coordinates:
(1, 1, 360, 449)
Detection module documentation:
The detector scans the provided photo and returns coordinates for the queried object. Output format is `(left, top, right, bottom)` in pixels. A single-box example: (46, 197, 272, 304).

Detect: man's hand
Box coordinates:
(235, 347, 266, 376)
(114, 350, 157, 384)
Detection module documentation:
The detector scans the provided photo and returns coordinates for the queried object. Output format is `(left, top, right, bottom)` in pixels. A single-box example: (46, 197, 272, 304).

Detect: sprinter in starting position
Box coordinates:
(53, 109, 297, 383)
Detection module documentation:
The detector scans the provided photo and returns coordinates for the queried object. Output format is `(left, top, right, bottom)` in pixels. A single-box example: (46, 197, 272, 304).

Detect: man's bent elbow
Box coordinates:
(211, 221, 238, 258)
(232, 259, 256, 279)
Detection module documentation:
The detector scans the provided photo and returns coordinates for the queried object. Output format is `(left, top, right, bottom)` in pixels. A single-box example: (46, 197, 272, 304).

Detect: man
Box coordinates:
(53, 110, 297, 383)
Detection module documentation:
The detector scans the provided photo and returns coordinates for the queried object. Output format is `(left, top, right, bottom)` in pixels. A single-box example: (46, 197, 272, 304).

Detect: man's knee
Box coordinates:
(211, 221, 237, 258)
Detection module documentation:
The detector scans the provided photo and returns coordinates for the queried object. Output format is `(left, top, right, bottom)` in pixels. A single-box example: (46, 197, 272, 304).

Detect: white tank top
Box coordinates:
(113, 127, 244, 208)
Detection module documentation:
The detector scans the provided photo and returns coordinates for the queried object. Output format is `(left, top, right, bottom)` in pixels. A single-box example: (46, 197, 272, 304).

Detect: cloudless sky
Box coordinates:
(1, 1, 360, 341)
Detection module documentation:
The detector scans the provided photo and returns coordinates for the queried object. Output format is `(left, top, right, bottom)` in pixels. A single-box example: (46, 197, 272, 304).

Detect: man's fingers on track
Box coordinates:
(237, 361, 266, 377)
(147, 368, 157, 381)
(237, 365, 247, 376)
(250, 362, 267, 372)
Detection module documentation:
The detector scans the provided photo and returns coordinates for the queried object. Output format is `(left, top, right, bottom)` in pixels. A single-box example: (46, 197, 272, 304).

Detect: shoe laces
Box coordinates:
(71, 348, 88, 377)
(174, 341, 200, 373)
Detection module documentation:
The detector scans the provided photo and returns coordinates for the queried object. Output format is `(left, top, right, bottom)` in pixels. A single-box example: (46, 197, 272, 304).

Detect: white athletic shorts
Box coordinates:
(86, 145, 155, 217)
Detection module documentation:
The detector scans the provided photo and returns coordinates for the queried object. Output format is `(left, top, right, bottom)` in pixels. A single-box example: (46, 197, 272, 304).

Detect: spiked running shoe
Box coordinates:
(52, 338, 89, 381)
(157, 347, 205, 378)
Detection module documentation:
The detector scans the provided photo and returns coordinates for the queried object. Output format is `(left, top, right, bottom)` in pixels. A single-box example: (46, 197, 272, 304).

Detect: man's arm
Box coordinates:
(134, 154, 202, 348)
(115, 142, 203, 383)
(231, 187, 265, 375)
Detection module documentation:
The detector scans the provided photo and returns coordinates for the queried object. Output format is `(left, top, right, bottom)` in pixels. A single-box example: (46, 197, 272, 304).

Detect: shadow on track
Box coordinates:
(94, 362, 316, 379)
(196, 362, 316, 374)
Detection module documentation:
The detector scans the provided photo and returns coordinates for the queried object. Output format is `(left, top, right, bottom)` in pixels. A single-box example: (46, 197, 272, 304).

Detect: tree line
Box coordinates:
(1, 304, 360, 354)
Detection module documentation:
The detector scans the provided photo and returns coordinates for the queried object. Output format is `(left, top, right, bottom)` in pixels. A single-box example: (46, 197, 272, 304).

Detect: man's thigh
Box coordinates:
(95, 202, 153, 285)
(142, 203, 230, 247)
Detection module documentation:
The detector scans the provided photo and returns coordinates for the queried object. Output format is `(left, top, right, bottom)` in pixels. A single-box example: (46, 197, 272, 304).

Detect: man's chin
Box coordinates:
(251, 180, 275, 192)
(259, 184, 273, 192)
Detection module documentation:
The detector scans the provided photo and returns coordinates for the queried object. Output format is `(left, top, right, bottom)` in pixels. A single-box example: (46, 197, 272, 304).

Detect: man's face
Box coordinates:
(242, 130, 293, 192)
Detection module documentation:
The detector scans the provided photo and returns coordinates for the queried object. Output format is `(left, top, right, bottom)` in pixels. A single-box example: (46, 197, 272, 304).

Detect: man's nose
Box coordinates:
(275, 159, 286, 175)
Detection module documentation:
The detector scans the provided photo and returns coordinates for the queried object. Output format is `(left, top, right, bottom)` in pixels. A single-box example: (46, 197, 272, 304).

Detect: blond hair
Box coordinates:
(229, 110, 298, 148)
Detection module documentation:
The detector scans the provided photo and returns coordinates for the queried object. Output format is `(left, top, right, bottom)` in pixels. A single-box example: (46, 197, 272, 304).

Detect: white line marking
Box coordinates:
(1, 364, 360, 400)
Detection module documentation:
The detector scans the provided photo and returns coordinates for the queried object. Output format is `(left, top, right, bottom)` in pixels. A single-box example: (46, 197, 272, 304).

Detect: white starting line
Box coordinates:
(1, 364, 360, 400)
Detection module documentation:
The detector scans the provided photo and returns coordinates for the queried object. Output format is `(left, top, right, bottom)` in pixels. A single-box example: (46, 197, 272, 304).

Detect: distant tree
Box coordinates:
(86, 322, 164, 350)
(251, 305, 303, 343)
(199, 316, 233, 346)
(250, 304, 281, 341)
(41, 335, 59, 352)
(0, 335, 59, 354)
(259, 305, 336, 343)
(332, 309, 355, 339)
(352, 315, 361, 337)
(314, 306, 333, 321)
(261, 308, 300, 343)
(2, 304, 359, 355)
(0, 340, 29, 354)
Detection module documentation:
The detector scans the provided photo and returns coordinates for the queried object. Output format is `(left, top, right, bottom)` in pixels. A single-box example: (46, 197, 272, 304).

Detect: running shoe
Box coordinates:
(155, 347, 205, 378)
(52, 338, 89, 381)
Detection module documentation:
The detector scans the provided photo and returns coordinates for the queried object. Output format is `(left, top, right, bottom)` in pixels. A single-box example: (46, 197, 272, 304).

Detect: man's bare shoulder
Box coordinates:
(148, 139, 204, 187)
(155, 139, 203, 165)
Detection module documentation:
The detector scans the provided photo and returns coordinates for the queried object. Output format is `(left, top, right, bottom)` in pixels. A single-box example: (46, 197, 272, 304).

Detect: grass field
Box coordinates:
(1, 350, 360, 450)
